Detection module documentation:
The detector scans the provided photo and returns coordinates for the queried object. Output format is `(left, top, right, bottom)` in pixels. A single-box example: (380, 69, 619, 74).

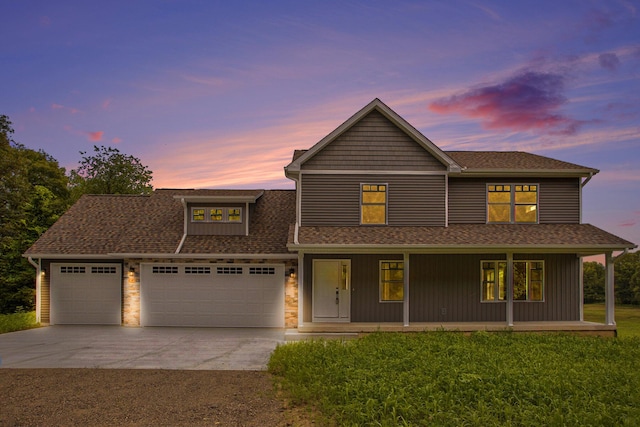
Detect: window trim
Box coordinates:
(360, 183, 388, 225)
(486, 183, 539, 224)
(480, 260, 545, 303)
(191, 207, 243, 223)
(379, 260, 404, 303)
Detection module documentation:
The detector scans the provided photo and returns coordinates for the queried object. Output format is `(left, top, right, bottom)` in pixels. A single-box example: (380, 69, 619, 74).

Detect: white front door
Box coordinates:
(312, 259, 351, 322)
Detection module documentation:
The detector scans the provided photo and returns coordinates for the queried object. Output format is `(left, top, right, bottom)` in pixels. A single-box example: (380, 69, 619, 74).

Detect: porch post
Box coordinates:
(403, 252, 410, 327)
(605, 252, 616, 326)
(506, 253, 514, 327)
(298, 251, 304, 328)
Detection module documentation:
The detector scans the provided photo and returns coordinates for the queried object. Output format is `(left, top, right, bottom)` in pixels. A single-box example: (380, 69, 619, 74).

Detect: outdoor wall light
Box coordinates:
(129, 266, 136, 273)
(288, 268, 296, 278)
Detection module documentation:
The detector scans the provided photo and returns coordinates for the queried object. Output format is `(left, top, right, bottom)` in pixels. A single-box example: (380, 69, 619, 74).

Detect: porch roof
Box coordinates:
(289, 223, 636, 254)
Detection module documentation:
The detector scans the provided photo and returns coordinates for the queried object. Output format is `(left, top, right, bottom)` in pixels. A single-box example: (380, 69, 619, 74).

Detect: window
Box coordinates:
(152, 266, 179, 274)
(60, 266, 85, 274)
(249, 267, 275, 275)
(487, 184, 537, 223)
(361, 184, 387, 225)
(217, 266, 243, 275)
(481, 261, 506, 301)
(184, 266, 211, 274)
(91, 266, 117, 274)
(380, 261, 404, 302)
(191, 207, 243, 223)
(481, 260, 544, 302)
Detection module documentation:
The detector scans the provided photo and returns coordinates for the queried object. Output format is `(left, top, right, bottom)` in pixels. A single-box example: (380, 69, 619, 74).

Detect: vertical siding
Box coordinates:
(301, 174, 445, 226)
(448, 178, 581, 224)
(302, 110, 447, 171)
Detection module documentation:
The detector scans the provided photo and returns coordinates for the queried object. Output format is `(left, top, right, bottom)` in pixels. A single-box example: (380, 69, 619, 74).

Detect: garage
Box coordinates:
(140, 263, 285, 327)
(50, 263, 122, 325)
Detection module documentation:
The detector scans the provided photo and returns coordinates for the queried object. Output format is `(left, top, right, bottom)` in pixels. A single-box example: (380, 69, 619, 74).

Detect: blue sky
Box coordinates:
(2, 0, 639, 248)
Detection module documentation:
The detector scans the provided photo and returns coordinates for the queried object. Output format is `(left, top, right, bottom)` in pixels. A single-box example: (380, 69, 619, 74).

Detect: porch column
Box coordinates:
(298, 251, 305, 328)
(605, 252, 616, 326)
(403, 252, 410, 327)
(506, 253, 514, 327)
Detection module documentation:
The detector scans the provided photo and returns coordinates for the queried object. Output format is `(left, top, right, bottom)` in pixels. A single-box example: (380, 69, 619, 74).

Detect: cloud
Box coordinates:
(87, 131, 104, 142)
(112, 137, 122, 144)
(428, 71, 587, 135)
(51, 103, 64, 110)
(599, 53, 621, 71)
(51, 103, 80, 114)
(102, 98, 112, 110)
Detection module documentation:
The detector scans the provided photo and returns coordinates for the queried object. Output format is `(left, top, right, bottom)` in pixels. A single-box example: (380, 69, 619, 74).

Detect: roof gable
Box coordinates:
(285, 98, 461, 174)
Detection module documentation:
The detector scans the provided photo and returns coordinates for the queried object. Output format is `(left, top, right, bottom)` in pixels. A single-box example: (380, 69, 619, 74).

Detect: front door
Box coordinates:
(313, 259, 351, 322)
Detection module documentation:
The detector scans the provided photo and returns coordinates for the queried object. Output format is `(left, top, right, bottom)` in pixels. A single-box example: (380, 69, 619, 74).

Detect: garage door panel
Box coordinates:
(141, 264, 284, 327)
(50, 263, 121, 325)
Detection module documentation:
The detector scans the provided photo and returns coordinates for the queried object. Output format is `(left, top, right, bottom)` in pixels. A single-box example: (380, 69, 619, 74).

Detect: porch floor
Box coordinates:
(292, 321, 616, 337)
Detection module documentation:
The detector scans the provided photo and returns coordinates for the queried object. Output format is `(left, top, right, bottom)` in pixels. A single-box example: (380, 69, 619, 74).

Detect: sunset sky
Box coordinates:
(2, 0, 639, 248)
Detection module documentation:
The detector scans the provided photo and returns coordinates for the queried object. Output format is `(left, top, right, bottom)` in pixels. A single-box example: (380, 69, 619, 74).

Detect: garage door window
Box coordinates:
(153, 266, 179, 274)
(217, 266, 243, 275)
(60, 266, 85, 273)
(91, 266, 117, 274)
(185, 266, 211, 274)
(249, 267, 275, 275)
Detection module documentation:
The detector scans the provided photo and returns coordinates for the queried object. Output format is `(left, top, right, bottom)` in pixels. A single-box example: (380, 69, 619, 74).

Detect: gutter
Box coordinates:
(175, 197, 188, 254)
(581, 172, 594, 188)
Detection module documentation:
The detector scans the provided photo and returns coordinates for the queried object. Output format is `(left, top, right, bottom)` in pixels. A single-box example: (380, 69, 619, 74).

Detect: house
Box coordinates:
(24, 98, 636, 335)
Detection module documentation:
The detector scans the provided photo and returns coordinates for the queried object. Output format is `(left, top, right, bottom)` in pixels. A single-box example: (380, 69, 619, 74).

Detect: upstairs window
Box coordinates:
(361, 184, 387, 225)
(191, 207, 243, 223)
(487, 184, 537, 223)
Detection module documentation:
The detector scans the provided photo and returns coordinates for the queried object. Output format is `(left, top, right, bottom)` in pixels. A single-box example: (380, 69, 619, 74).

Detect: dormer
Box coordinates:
(173, 190, 264, 236)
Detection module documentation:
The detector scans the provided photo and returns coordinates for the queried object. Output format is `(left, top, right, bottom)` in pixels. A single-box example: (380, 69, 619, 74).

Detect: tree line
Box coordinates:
(0, 115, 152, 313)
(584, 253, 640, 305)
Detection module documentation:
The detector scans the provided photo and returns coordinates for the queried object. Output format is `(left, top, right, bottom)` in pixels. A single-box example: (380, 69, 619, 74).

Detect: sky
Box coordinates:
(2, 0, 639, 249)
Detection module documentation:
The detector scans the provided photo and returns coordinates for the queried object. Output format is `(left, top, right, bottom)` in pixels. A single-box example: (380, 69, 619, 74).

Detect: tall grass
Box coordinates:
(0, 311, 39, 334)
(269, 332, 640, 426)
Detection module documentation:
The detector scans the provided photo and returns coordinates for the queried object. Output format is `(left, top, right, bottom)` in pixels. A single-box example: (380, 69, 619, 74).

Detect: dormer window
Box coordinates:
(191, 207, 243, 223)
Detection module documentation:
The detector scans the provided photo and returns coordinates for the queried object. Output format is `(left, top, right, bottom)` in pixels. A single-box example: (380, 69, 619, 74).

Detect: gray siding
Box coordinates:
(300, 174, 446, 226)
(187, 202, 247, 236)
(302, 110, 447, 171)
(410, 253, 580, 322)
(448, 178, 581, 224)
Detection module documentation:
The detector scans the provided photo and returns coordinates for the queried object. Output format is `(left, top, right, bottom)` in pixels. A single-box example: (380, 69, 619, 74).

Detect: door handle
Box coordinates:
(335, 287, 339, 304)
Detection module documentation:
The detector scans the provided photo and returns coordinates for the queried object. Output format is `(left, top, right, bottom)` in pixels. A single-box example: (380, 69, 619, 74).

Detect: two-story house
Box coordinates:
(24, 98, 636, 335)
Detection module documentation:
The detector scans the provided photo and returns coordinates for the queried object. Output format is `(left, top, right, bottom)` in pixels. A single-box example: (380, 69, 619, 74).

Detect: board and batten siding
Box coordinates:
(300, 174, 446, 226)
(409, 253, 580, 322)
(448, 178, 581, 224)
(302, 110, 447, 171)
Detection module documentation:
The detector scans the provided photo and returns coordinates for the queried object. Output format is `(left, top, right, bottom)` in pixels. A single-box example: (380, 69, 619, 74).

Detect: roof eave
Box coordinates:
(454, 168, 599, 178)
(172, 191, 264, 203)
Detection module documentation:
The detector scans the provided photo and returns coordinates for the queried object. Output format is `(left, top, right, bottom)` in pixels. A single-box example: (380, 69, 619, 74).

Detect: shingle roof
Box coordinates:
(445, 151, 598, 173)
(25, 189, 296, 256)
(291, 224, 635, 252)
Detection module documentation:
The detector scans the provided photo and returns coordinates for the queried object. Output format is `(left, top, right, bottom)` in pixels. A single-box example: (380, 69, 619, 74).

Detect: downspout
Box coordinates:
(579, 172, 594, 224)
(605, 248, 630, 326)
(27, 257, 41, 323)
(175, 197, 188, 254)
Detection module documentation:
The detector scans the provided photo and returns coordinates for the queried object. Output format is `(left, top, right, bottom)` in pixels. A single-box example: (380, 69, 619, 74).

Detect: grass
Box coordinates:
(270, 331, 640, 426)
(0, 311, 40, 334)
(583, 303, 640, 337)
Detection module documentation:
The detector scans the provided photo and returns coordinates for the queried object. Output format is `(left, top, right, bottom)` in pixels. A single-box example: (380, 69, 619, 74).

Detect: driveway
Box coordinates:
(0, 326, 285, 370)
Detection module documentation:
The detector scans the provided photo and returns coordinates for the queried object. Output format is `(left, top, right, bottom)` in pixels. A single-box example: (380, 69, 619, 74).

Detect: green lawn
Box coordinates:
(0, 311, 40, 334)
(583, 303, 640, 337)
(270, 331, 640, 426)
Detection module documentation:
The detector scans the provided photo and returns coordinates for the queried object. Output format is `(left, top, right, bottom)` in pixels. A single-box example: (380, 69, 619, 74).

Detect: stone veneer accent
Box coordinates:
(122, 258, 299, 328)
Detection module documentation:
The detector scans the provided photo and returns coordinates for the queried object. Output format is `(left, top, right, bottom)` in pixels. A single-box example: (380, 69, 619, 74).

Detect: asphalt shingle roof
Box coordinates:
(25, 189, 296, 256)
(445, 151, 597, 172)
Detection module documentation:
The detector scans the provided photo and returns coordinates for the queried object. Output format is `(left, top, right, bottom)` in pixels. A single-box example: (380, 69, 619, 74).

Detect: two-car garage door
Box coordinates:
(140, 263, 285, 327)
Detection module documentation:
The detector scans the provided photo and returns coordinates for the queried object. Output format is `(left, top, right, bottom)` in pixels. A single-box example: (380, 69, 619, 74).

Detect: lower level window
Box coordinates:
(380, 261, 404, 302)
(481, 260, 544, 302)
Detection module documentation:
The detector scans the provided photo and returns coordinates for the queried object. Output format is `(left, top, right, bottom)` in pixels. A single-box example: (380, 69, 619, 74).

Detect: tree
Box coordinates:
(583, 261, 605, 303)
(69, 145, 153, 200)
(0, 116, 71, 313)
(615, 252, 640, 305)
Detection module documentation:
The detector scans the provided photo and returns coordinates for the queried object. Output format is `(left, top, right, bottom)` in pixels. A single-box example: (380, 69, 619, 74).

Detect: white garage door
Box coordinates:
(140, 263, 285, 327)
(50, 263, 122, 325)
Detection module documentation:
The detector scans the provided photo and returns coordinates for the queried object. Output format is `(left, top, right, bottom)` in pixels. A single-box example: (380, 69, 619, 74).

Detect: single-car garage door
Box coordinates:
(140, 263, 285, 327)
(50, 263, 122, 325)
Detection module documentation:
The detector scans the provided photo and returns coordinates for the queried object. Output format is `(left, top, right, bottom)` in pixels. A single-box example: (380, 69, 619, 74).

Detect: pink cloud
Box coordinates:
(51, 103, 64, 110)
(112, 137, 122, 144)
(102, 98, 112, 110)
(87, 131, 104, 142)
(429, 71, 587, 135)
